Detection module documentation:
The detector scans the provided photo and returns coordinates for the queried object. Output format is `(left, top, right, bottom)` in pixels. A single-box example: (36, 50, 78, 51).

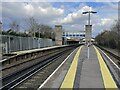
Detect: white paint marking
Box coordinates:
(88, 46, 89, 59)
(100, 48, 120, 70)
(37, 47, 78, 89)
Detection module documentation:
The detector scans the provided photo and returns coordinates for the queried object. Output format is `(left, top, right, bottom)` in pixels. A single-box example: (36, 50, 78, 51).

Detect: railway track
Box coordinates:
(17, 47, 76, 89)
(95, 44, 120, 67)
(1, 45, 78, 90)
(96, 45, 120, 88)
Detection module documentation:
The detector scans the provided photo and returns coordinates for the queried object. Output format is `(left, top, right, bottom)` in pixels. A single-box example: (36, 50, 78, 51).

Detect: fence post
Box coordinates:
(38, 38, 40, 48)
(8, 35, 11, 53)
(28, 37, 30, 50)
(20, 36, 22, 50)
(5, 42, 8, 54)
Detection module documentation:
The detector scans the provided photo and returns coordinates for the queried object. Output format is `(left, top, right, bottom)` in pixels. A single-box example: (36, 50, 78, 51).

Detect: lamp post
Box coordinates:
(82, 11, 97, 25)
(38, 28, 41, 48)
(82, 9, 97, 45)
(82, 9, 97, 43)
(39, 27, 41, 38)
(82, 8, 97, 59)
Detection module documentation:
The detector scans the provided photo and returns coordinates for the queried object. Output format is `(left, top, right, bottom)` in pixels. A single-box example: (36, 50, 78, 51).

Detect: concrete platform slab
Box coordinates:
(38, 45, 118, 89)
(39, 47, 79, 88)
(77, 46, 104, 88)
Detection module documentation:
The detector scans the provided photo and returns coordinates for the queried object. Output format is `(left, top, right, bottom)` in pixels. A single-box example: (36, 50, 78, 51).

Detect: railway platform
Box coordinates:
(39, 45, 119, 89)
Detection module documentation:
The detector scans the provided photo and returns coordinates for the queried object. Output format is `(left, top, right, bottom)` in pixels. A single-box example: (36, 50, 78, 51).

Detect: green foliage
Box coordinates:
(1, 29, 31, 37)
(95, 20, 120, 50)
(2, 17, 55, 40)
(25, 17, 55, 40)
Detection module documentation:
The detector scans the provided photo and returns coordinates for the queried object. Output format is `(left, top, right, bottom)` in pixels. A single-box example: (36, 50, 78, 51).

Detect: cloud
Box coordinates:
(100, 18, 112, 25)
(0, 2, 2, 21)
(58, 2, 118, 37)
(2, 2, 118, 37)
(37, 6, 64, 16)
(1, 0, 120, 2)
(60, 6, 94, 24)
(24, 4, 34, 16)
(2, 2, 64, 29)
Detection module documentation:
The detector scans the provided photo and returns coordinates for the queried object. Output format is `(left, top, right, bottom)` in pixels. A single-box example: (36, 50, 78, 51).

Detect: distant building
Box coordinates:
(54, 25, 63, 45)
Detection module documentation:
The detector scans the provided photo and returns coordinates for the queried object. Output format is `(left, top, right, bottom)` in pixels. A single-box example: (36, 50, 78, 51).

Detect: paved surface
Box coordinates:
(79, 46, 104, 88)
(61, 46, 82, 88)
(39, 45, 118, 89)
(11, 45, 67, 55)
(40, 47, 79, 88)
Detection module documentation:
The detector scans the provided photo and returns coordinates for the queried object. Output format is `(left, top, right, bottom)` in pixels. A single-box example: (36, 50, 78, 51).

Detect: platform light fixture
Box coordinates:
(82, 11, 97, 25)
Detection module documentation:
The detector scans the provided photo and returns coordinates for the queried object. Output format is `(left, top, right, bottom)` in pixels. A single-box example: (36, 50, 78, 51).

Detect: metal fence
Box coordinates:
(1, 35, 55, 54)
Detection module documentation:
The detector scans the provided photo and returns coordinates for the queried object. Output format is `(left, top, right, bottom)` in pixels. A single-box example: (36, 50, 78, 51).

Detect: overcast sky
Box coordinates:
(1, 0, 119, 37)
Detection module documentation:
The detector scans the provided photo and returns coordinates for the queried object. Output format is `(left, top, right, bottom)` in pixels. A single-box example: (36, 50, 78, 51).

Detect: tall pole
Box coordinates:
(83, 11, 97, 25)
(88, 12, 90, 25)
(39, 28, 40, 38)
(82, 9, 97, 59)
(38, 28, 41, 48)
(82, 10, 97, 44)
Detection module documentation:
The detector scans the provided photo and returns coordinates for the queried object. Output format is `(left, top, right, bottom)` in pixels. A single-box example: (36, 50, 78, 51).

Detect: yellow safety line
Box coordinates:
(94, 46, 118, 89)
(60, 46, 83, 89)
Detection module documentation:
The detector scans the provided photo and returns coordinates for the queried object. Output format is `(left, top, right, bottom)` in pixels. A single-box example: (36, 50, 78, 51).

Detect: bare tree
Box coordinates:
(25, 17, 55, 39)
(25, 17, 39, 37)
(9, 21, 19, 32)
(111, 20, 120, 51)
(95, 20, 120, 50)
